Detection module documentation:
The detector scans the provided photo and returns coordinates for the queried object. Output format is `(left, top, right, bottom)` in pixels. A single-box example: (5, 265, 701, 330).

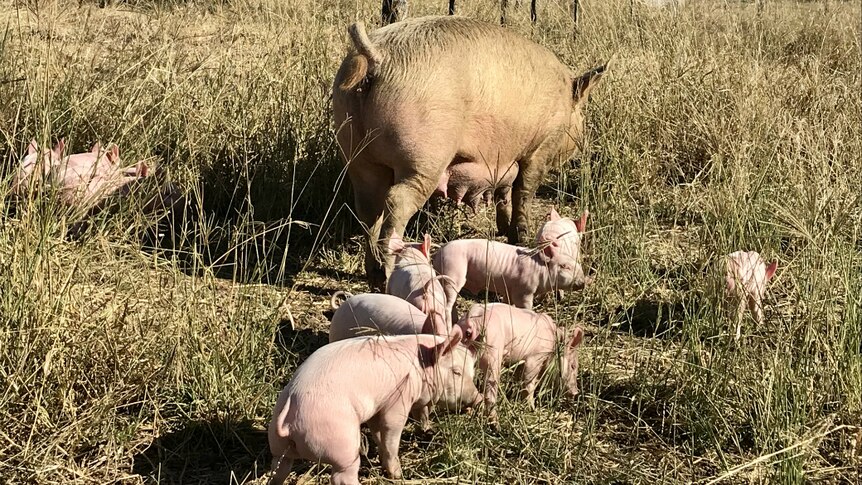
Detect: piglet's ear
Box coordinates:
(436, 325, 463, 357)
(107, 145, 120, 164)
(419, 326, 463, 367)
(138, 161, 149, 177)
(27, 140, 38, 155)
(569, 327, 584, 349)
(575, 210, 589, 233)
(388, 233, 405, 254)
(90, 142, 101, 154)
(542, 240, 560, 261)
(547, 207, 561, 221)
(420, 317, 435, 335)
(421, 234, 431, 259)
(765, 261, 777, 280)
(53, 138, 65, 156)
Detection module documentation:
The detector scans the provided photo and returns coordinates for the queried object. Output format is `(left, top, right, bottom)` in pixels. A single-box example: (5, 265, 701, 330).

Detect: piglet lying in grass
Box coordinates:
(268, 329, 480, 485)
(11, 139, 65, 197)
(457, 302, 584, 424)
(432, 238, 592, 316)
(51, 143, 149, 210)
(386, 233, 458, 330)
(724, 250, 777, 340)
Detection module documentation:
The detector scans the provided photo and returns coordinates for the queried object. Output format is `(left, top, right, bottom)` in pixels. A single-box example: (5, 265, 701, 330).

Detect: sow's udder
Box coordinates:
(432, 159, 519, 209)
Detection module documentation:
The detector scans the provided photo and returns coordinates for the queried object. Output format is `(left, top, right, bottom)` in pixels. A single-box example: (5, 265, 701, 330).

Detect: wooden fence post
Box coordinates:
(382, 0, 408, 24)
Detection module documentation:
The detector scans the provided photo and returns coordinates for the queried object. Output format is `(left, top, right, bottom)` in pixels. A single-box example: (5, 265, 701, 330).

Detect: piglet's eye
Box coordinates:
(453, 369, 463, 376)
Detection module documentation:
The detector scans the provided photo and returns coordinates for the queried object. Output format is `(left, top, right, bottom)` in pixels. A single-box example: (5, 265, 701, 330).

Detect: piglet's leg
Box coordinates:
(518, 356, 544, 409)
(748, 296, 764, 326)
(734, 299, 747, 341)
(481, 351, 503, 424)
(410, 404, 432, 431)
(508, 292, 534, 311)
(367, 411, 408, 479)
(269, 455, 293, 485)
(329, 457, 361, 485)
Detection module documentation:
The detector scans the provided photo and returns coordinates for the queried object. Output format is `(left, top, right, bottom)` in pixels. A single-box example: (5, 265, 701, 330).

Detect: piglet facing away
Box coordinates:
(328, 290, 454, 431)
(328, 291, 438, 342)
(432, 239, 591, 314)
(723, 251, 778, 340)
(10, 139, 65, 197)
(386, 233, 459, 331)
(457, 303, 584, 423)
(268, 329, 481, 485)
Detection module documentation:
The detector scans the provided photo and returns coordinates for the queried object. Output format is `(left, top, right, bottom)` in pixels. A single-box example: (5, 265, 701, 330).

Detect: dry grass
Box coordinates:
(1, 0, 860, 483)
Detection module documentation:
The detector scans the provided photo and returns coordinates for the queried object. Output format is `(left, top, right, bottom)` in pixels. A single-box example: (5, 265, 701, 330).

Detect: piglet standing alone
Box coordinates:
(724, 250, 777, 340)
(432, 238, 591, 317)
(457, 303, 584, 423)
(386, 233, 458, 331)
(268, 329, 481, 485)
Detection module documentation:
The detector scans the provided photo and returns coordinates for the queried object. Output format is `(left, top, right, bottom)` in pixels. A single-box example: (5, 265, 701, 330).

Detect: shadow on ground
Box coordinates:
(131, 418, 270, 484)
(603, 298, 688, 338)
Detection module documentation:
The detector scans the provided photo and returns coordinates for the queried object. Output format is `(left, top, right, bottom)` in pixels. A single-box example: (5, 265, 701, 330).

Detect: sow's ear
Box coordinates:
(573, 62, 609, 106)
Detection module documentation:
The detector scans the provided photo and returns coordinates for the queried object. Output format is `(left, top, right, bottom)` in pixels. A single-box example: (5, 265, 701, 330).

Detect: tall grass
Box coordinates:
(1, 0, 860, 483)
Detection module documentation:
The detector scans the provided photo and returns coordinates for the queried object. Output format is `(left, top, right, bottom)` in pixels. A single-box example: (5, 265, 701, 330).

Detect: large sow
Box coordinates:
(333, 16, 607, 290)
(332, 16, 607, 289)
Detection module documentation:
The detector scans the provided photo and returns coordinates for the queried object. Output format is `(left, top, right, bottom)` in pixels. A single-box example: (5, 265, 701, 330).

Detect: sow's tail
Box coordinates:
(339, 22, 383, 92)
(330, 291, 354, 311)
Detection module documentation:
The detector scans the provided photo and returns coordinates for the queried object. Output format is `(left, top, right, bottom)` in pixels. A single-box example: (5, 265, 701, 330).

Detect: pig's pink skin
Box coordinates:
(536, 208, 588, 263)
(328, 293, 435, 342)
(386, 234, 457, 333)
(328, 291, 448, 431)
(11, 139, 65, 197)
(724, 251, 777, 340)
(268, 331, 481, 485)
(432, 239, 588, 315)
(433, 160, 519, 211)
(457, 303, 584, 423)
(51, 144, 148, 209)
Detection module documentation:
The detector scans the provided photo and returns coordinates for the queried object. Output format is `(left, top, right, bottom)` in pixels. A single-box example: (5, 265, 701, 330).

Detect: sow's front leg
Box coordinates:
(347, 163, 391, 291)
(494, 186, 512, 237)
(508, 146, 558, 245)
(375, 170, 441, 288)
